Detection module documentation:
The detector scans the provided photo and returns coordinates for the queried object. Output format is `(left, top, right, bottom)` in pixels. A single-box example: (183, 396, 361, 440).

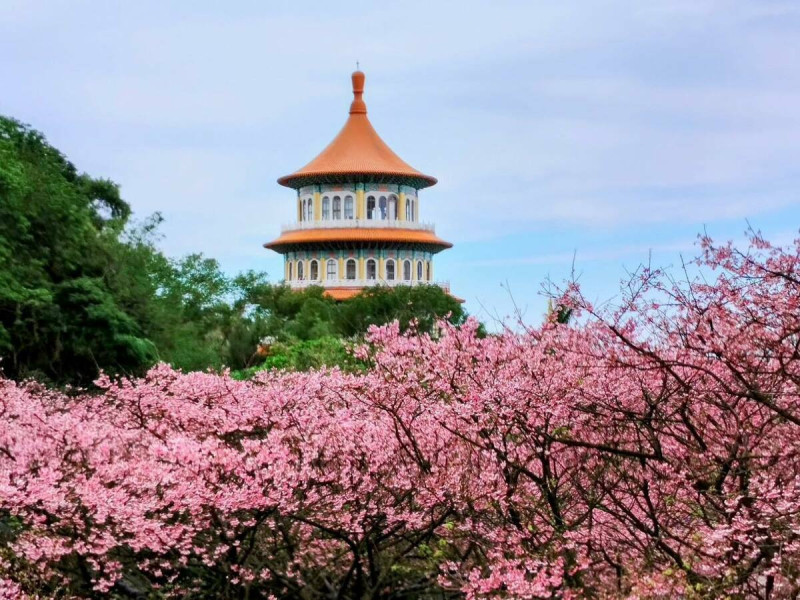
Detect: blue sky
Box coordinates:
(2, 0, 799, 324)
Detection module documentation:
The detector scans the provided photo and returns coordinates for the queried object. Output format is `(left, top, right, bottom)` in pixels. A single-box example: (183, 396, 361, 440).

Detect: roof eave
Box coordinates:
(277, 171, 438, 190)
(263, 234, 453, 254)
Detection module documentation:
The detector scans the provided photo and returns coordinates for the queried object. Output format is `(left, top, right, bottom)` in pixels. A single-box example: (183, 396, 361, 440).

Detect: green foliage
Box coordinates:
(555, 303, 573, 324)
(233, 336, 365, 379)
(335, 284, 467, 336)
(232, 286, 468, 378)
(0, 116, 152, 384)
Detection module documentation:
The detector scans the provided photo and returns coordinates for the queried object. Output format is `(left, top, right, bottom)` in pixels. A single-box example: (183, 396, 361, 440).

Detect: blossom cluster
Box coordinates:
(1, 233, 800, 598)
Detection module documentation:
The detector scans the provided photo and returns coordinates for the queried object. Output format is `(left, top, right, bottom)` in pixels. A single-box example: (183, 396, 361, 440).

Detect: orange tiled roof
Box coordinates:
(264, 227, 452, 252)
(311, 287, 464, 303)
(322, 287, 362, 301)
(277, 71, 437, 190)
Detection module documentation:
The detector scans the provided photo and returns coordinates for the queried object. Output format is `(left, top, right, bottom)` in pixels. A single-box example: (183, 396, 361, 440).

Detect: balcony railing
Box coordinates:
(282, 219, 435, 233)
(290, 279, 450, 293)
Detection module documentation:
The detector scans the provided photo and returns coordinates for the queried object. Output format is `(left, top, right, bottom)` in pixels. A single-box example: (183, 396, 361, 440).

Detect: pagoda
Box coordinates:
(264, 70, 453, 301)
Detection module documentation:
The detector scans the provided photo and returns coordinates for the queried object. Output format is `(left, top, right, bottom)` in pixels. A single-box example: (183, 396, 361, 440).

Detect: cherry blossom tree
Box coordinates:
(1, 232, 799, 599)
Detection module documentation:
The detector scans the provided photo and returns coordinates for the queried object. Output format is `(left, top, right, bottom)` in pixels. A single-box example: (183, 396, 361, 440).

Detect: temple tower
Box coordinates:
(264, 70, 452, 300)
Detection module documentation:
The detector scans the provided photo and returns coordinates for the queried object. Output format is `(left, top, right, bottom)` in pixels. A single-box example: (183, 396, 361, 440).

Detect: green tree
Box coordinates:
(234, 284, 471, 378)
(0, 116, 155, 384)
(335, 284, 467, 337)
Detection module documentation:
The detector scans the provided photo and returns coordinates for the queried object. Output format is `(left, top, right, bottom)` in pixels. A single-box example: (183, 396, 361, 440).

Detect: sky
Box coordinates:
(2, 0, 800, 325)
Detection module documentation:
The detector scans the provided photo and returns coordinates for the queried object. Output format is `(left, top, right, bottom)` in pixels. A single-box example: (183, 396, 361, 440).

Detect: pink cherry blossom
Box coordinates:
(1, 232, 800, 598)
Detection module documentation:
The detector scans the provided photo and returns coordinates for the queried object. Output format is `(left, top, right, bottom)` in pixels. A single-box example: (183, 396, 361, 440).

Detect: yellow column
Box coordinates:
(338, 256, 344, 280)
(297, 197, 302, 221)
(358, 257, 365, 279)
(356, 189, 365, 219)
(398, 192, 406, 222)
(313, 191, 321, 221)
(412, 256, 417, 282)
(379, 257, 384, 280)
(415, 197, 419, 221)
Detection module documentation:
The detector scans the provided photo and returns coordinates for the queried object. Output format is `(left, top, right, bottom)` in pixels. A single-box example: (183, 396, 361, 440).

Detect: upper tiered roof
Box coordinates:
(277, 71, 437, 190)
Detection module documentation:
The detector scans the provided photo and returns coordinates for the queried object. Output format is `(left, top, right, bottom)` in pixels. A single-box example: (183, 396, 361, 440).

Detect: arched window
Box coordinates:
(306, 197, 314, 221)
(322, 196, 330, 220)
(379, 196, 387, 220)
(288, 261, 293, 281)
(388, 195, 398, 220)
(297, 260, 305, 280)
(405, 198, 414, 221)
(333, 196, 342, 219)
(366, 259, 377, 280)
(310, 260, 319, 281)
(386, 259, 395, 281)
(346, 259, 356, 280)
(417, 260, 423, 281)
(403, 260, 411, 281)
(326, 259, 337, 281)
(367, 196, 376, 219)
(344, 195, 354, 219)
